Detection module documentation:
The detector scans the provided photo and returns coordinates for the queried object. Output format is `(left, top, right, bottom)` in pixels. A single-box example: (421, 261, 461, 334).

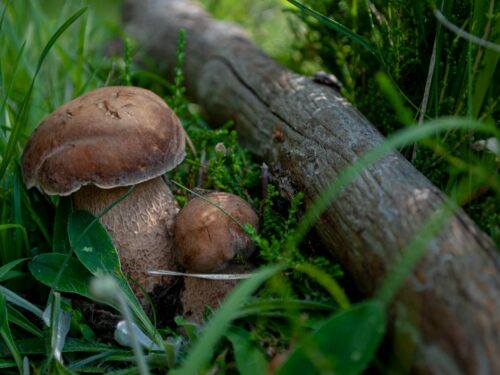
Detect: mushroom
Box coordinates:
(174, 192, 259, 272)
(173, 191, 259, 321)
(21, 86, 185, 300)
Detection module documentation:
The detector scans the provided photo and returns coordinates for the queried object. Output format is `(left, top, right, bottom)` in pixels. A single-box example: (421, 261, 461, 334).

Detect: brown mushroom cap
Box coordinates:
(174, 192, 259, 273)
(22, 86, 185, 195)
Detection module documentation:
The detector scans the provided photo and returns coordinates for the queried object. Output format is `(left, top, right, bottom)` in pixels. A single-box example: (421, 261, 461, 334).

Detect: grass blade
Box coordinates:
(0, 40, 26, 127)
(0, 258, 27, 280)
(0, 0, 12, 35)
(294, 263, 350, 309)
(0, 290, 23, 372)
(0, 7, 87, 181)
(46, 293, 72, 371)
(171, 265, 284, 375)
(52, 197, 72, 253)
(0, 224, 30, 255)
(472, 19, 500, 117)
(288, 0, 375, 55)
(0, 285, 43, 318)
(289, 117, 498, 249)
(6, 305, 43, 337)
(235, 299, 335, 318)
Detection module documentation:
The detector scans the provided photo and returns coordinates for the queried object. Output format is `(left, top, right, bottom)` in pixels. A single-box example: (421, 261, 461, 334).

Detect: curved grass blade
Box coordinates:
(0, 41, 26, 127)
(234, 299, 335, 319)
(0, 224, 30, 253)
(0, 258, 27, 280)
(44, 293, 72, 373)
(171, 265, 284, 375)
(0, 7, 87, 181)
(54, 361, 75, 375)
(289, 117, 498, 250)
(6, 305, 42, 337)
(288, 0, 375, 55)
(53, 196, 72, 253)
(67, 350, 124, 371)
(295, 263, 350, 309)
(0, 337, 119, 356)
(0, 0, 12, 35)
(0, 285, 43, 318)
(0, 291, 23, 372)
(0, 359, 17, 369)
(376, 174, 486, 304)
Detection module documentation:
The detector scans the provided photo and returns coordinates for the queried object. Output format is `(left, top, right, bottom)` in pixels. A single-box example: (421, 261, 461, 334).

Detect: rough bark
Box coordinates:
(124, 1, 500, 373)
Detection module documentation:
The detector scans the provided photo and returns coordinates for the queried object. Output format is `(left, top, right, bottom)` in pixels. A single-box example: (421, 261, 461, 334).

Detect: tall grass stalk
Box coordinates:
(0, 7, 87, 181)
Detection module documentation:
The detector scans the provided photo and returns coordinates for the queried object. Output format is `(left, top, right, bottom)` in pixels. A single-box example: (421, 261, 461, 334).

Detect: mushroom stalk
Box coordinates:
(72, 177, 179, 296)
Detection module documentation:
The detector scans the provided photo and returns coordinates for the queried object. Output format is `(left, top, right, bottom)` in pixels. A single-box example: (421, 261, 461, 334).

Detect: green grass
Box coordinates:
(0, 0, 498, 374)
(0, 0, 342, 373)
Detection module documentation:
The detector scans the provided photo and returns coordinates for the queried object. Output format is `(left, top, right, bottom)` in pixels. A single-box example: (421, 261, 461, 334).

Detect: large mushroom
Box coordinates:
(174, 191, 259, 321)
(22, 86, 185, 300)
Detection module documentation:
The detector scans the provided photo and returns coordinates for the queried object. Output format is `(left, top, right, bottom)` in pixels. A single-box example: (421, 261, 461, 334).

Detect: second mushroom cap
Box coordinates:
(174, 192, 259, 273)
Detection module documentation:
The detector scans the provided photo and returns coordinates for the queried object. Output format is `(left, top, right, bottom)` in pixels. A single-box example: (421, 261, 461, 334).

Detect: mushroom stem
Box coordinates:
(72, 177, 179, 300)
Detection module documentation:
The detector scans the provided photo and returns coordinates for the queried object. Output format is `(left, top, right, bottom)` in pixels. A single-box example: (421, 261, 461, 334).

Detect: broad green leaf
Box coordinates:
(53, 197, 72, 253)
(29, 253, 94, 301)
(227, 327, 267, 375)
(0, 291, 23, 372)
(172, 265, 285, 375)
(68, 210, 122, 277)
(68, 210, 135, 301)
(68, 210, 154, 339)
(275, 301, 386, 375)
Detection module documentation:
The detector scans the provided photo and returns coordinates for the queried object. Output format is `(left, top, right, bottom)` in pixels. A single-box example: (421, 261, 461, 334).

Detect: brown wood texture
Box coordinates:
(124, 1, 500, 373)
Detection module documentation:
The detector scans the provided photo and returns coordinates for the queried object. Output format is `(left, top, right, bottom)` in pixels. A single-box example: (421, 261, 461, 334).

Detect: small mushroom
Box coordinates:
(22, 86, 185, 300)
(174, 192, 259, 273)
(174, 192, 259, 321)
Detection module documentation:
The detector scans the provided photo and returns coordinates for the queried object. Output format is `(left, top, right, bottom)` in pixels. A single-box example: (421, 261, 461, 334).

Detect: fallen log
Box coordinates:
(123, 1, 500, 373)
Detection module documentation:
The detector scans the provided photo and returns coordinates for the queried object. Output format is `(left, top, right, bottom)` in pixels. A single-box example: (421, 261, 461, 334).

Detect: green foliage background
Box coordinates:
(0, 0, 498, 373)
